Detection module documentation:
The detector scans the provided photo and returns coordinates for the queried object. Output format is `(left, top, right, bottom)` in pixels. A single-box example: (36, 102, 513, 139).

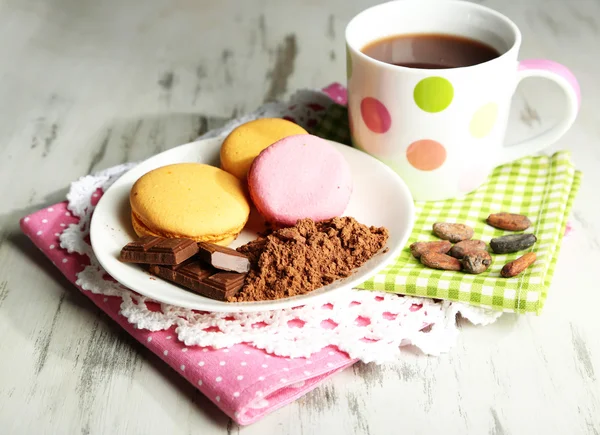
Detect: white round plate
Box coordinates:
(90, 137, 414, 312)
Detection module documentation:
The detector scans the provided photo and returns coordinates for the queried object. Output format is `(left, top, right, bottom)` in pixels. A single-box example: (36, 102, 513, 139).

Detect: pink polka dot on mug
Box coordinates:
(345, 0, 579, 201)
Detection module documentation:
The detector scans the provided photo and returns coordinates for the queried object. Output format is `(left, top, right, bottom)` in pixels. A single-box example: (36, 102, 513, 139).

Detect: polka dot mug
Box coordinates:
(346, 0, 580, 201)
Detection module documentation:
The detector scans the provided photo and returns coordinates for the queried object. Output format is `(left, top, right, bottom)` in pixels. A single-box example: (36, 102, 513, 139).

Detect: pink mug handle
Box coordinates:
(499, 59, 580, 164)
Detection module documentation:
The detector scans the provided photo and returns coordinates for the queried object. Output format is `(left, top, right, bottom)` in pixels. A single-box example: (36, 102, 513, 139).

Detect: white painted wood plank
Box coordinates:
(0, 0, 598, 433)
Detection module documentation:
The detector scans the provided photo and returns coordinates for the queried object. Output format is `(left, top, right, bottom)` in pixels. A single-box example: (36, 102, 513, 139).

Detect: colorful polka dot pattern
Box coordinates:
(358, 76, 498, 177)
(19, 198, 356, 426)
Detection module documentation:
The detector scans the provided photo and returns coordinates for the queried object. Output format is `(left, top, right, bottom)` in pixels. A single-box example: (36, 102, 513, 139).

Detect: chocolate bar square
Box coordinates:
(120, 236, 199, 265)
(197, 242, 251, 273)
(149, 260, 246, 301)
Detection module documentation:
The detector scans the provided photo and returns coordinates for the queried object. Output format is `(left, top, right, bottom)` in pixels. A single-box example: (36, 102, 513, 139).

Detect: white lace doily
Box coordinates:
(60, 89, 501, 364)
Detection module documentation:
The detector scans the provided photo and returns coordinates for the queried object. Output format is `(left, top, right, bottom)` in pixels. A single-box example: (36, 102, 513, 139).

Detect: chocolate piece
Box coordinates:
(197, 242, 251, 273)
(204, 272, 246, 291)
(120, 236, 199, 265)
(149, 260, 246, 301)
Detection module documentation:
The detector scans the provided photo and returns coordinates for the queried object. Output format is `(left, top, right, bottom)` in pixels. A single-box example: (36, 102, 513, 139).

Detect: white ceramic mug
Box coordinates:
(345, 0, 580, 201)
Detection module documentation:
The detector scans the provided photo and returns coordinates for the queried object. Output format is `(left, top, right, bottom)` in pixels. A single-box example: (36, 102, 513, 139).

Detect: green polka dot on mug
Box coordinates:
(413, 77, 454, 113)
(469, 103, 498, 138)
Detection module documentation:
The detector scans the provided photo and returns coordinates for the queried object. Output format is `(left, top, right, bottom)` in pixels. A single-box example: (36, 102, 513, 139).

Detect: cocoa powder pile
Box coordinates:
(229, 217, 389, 302)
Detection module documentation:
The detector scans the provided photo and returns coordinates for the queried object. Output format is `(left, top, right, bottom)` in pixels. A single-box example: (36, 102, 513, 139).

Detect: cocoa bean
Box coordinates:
(420, 252, 462, 271)
(490, 233, 537, 254)
(410, 241, 452, 259)
(461, 251, 492, 274)
(501, 252, 537, 278)
(449, 240, 487, 259)
(432, 223, 474, 243)
(487, 213, 531, 231)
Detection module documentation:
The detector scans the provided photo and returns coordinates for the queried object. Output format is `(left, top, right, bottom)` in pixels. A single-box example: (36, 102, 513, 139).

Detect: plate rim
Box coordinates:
(90, 136, 415, 312)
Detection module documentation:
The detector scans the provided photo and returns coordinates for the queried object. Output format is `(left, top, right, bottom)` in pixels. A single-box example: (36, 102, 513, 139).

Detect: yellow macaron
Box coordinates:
(220, 118, 308, 180)
(130, 163, 250, 245)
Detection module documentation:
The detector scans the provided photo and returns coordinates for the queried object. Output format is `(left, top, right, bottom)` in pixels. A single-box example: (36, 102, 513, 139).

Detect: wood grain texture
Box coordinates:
(0, 0, 599, 433)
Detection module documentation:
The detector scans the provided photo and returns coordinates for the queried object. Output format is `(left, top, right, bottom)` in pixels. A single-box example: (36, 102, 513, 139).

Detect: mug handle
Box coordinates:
(498, 59, 581, 165)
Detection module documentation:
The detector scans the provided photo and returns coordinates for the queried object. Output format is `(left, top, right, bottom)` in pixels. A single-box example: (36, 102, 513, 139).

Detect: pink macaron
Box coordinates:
(248, 134, 353, 226)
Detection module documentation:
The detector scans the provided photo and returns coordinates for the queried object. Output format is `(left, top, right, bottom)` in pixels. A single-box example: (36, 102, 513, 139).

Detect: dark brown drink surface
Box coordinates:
(361, 33, 500, 69)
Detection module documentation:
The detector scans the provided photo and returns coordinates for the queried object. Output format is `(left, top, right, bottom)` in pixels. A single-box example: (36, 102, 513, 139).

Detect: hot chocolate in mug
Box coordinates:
(345, 0, 580, 201)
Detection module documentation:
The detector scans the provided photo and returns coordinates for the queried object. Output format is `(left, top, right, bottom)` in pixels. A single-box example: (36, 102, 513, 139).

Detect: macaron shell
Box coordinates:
(131, 212, 239, 246)
(130, 163, 250, 244)
(248, 134, 353, 226)
(220, 118, 308, 180)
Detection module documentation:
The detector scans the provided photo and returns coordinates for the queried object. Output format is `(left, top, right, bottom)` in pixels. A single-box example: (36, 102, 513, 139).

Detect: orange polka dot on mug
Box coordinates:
(360, 97, 391, 133)
(406, 139, 447, 171)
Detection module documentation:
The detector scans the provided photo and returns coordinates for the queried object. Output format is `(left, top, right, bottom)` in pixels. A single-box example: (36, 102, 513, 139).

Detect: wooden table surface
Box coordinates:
(1, 0, 599, 433)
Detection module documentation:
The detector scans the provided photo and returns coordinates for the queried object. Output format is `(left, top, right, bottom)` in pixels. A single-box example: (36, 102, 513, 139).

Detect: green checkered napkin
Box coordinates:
(312, 104, 581, 314)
